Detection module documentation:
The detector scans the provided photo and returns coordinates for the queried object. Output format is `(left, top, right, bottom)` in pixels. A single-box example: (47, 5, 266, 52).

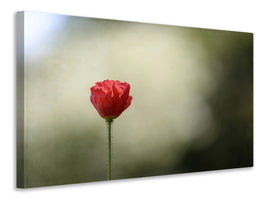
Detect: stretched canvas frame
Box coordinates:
(16, 11, 253, 188)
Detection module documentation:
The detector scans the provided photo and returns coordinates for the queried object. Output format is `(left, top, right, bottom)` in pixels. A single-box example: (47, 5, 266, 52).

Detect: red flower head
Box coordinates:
(90, 80, 132, 120)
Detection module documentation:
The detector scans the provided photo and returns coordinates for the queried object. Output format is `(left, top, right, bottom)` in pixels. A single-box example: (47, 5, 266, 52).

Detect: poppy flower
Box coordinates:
(90, 80, 132, 120)
(90, 80, 132, 180)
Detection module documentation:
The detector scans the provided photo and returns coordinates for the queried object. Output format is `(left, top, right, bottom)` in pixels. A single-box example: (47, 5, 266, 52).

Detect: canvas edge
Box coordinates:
(16, 11, 25, 189)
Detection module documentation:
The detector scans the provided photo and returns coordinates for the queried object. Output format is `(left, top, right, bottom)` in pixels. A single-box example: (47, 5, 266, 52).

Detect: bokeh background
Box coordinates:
(20, 11, 253, 188)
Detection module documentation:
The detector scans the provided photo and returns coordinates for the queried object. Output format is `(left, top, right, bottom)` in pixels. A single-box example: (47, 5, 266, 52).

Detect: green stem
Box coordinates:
(107, 119, 113, 180)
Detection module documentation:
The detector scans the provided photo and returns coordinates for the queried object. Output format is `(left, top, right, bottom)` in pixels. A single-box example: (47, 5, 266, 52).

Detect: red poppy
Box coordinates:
(90, 80, 132, 120)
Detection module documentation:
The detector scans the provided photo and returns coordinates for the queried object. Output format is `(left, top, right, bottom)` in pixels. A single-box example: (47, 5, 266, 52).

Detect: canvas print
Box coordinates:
(16, 11, 253, 188)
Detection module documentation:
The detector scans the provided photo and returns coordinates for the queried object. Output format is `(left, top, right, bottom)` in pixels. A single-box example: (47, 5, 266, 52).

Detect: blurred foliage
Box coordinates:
(177, 31, 253, 172)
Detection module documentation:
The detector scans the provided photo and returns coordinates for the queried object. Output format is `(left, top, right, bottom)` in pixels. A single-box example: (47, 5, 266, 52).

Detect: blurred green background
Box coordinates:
(21, 11, 253, 187)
